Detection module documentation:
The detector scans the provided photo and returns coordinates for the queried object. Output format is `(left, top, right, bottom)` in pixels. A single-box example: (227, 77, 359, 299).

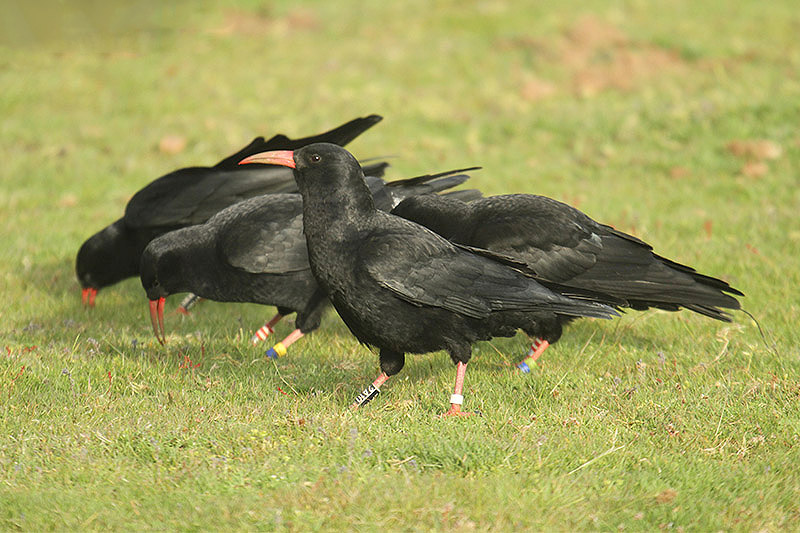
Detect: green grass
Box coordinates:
(2, 0, 800, 530)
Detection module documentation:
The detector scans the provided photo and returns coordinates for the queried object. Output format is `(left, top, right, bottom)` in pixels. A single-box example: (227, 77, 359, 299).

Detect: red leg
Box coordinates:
(440, 361, 474, 417)
(264, 328, 304, 359)
(251, 313, 284, 345)
(516, 338, 550, 373)
(351, 372, 390, 409)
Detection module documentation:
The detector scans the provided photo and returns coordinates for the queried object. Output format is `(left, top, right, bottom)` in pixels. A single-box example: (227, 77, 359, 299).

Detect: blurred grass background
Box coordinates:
(1, 0, 799, 530)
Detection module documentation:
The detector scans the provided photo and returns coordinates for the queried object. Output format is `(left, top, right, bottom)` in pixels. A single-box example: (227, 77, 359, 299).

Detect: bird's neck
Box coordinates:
(300, 173, 376, 229)
(299, 178, 375, 296)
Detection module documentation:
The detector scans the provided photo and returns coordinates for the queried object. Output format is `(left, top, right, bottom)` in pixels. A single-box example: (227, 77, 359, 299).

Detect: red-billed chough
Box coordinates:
(140, 166, 481, 360)
(76, 114, 383, 307)
(239, 144, 619, 416)
(391, 193, 744, 371)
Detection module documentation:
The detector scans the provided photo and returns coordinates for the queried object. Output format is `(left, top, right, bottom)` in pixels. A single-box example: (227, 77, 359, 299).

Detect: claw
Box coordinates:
(81, 287, 97, 307)
(148, 297, 166, 345)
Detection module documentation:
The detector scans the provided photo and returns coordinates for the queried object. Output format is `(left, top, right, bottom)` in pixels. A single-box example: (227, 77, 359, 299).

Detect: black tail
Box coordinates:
(458, 242, 626, 309)
(440, 188, 483, 203)
(362, 161, 390, 179)
(380, 167, 482, 209)
(214, 115, 383, 168)
(575, 227, 744, 321)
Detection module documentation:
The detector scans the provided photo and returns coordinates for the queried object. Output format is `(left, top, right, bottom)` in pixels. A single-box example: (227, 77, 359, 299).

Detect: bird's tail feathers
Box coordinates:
(384, 167, 481, 207)
(385, 167, 481, 188)
(543, 299, 620, 320)
(214, 115, 383, 168)
(361, 161, 390, 178)
(535, 278, 627, 308)
(440, 188, 484, 203)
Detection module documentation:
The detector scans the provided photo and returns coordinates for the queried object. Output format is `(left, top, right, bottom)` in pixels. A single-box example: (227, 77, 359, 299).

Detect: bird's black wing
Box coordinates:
(213, 137, 270, 169)
(469, 196, 741, 318)
(124, 166, 298, 229)
(570, 225, 743, 318)
(465, 195, 605, 281)
(213, 195, 310, 274)
(360, 216, 614, 320)
(126, 115, 384, 229)
(213, 115, 383, 168)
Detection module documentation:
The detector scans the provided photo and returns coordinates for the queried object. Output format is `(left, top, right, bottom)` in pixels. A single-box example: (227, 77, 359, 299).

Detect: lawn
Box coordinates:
(2, 0, 799, 530)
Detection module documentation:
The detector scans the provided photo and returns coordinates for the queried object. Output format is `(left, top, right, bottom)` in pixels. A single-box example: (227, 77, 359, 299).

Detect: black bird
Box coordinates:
(391, 193, 744, 371)
(240, 144, 619, 416)
(140, 167, 481, 361)
(76, 114, 383, 306)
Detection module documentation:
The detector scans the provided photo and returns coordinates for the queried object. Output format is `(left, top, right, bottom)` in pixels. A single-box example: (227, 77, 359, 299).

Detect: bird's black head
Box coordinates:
(239, 143, 374, 214)
(292, 142, 359, 170)
(76, 219, 141, 306)
(139, 239, 181, 301)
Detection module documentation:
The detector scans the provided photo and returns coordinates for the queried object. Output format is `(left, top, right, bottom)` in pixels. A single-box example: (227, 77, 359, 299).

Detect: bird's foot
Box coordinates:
(439, 405, 475, 418)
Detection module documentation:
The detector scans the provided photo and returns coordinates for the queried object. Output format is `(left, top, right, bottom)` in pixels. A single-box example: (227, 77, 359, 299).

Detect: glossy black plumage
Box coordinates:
(391, 193, 743, 322)
(248, 143, 618, 414)
(139, 167, 478, 348)
(76, 115, 383, 302)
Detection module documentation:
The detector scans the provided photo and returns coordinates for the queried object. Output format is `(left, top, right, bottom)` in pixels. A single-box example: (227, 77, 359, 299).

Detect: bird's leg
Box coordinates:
(350, 372, 390, 410)
(252, 313, 284, 345)
(441, 361, 474, 417)
(516, 338, 550, 373)
(176, 294, 203, 316)
(264, 328, 303, 359)
(351, 350, 403, 410)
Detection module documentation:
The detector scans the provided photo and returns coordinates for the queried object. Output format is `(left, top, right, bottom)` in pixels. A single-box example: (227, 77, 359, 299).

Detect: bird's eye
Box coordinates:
(310, 154, 321, 163)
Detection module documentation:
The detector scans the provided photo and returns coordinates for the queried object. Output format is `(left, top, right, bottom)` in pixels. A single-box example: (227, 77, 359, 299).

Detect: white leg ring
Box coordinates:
(449, 394, 464, 405)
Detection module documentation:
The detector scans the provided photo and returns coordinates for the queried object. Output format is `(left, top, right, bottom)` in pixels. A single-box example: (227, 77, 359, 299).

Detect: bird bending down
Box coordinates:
(140, 163, 479, 361)
(240, 144, 618, 416)
(77, 114, 383, 307)
(391, 194, 743, 370)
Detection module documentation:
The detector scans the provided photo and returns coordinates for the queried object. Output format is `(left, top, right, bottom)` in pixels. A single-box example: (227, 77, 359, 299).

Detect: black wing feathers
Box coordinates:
(214, 114, 382, 168)
(214, 195, 309, 274)
(361, 217, 616, 320)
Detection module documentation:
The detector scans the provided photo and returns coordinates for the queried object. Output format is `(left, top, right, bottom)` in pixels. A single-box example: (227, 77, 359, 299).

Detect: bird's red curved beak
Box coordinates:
(149, 297, 166, 345)
(82, 287, 98, 307)
(238, 150, 296, 168)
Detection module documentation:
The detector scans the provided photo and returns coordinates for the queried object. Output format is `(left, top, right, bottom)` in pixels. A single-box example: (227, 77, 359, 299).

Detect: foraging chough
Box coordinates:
(240, 144, 619, 416)
(76, 114, 383, 306)
(140, 166, 481, 361)
(391, 193, 744, 371)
